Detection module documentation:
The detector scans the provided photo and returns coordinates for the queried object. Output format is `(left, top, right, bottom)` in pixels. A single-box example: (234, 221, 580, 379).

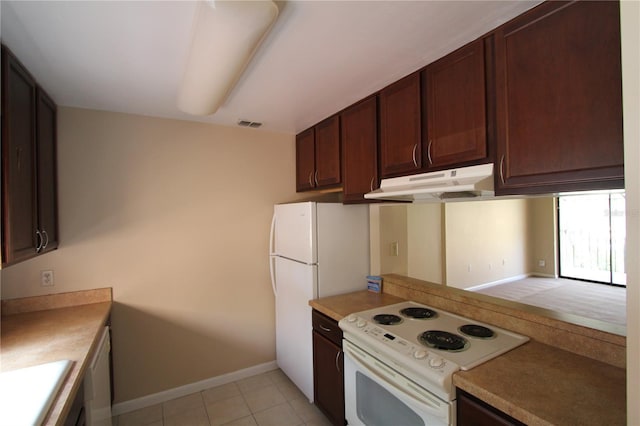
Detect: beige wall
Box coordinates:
(0, 108, 301, 402)
(407, 203, 443, 284)
(373, 198, 530, 289)
(444, 199, 529, 289)
(528, 197, 557, 277)
(377, 205, 408, 276)
(374, 203, 445, 282)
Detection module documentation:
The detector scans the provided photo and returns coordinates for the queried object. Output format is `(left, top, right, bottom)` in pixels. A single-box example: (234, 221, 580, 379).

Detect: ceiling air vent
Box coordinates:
(237, 119, 262, 128)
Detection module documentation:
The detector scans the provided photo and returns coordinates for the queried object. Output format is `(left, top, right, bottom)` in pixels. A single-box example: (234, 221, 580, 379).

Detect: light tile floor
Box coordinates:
(113, 369, 333, 426)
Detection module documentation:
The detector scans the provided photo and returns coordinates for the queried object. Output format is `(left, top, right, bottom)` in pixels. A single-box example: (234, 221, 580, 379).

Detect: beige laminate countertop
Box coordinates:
(309, 290, 405, 321)
(1, 289, 112, 426)
(310, 290, 626, 426)
(453, 340, 626, 426)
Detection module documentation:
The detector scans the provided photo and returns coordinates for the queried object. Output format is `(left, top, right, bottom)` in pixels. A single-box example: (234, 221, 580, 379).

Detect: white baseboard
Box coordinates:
(530, 272, 558, 279)
(466, 274, 530, 292)
(111, 360, 278, 416)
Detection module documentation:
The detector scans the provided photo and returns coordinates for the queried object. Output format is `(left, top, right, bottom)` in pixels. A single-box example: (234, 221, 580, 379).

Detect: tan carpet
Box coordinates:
(472, 277, 626, 326)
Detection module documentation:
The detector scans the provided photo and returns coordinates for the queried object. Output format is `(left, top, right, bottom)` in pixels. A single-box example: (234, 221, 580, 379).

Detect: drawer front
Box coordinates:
(312, 310, 343, 346)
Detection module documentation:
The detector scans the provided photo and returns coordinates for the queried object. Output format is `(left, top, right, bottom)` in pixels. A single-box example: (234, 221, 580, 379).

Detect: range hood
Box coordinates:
(365, 163, 494, 202)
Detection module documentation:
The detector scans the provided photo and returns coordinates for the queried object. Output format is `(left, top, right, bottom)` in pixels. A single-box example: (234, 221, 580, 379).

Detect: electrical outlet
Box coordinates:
(538, 259, 546, 267)
(390, 241, 399, 257)
(41, 270, 54, 287)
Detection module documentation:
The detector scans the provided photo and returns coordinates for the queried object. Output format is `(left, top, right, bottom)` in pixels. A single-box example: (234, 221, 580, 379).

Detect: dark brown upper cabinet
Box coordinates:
(379, 72, 422, 178)
(493, 0, 624, 195)
(341, 96, 378, 203)
(315, 115, 341, 188)
(1, 45, 58, 266)
(296, 128, 316, 191)
(422, 38, 488, 169)
(36, 88, 59, 254)
(2, 46, 38, 265)
(294, 0, 625, 201)
(296, 115, 341, 192)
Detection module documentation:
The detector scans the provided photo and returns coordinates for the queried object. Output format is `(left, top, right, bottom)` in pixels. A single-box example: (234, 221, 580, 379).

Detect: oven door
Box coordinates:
(343, 340, 453, 426)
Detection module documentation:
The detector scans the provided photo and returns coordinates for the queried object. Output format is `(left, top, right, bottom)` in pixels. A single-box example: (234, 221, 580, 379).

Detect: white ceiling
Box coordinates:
(1, 0, 541, 134)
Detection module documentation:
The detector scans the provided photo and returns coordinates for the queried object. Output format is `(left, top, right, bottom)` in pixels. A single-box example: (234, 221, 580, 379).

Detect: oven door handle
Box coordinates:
(344, 342, 448, 418)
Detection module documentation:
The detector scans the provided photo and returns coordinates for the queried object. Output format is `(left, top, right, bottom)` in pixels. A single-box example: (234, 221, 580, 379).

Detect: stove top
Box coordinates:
(339, 301, 529, 401)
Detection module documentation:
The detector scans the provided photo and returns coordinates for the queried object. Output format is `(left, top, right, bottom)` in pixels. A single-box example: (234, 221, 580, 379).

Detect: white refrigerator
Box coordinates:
(269, 202, 370, 402)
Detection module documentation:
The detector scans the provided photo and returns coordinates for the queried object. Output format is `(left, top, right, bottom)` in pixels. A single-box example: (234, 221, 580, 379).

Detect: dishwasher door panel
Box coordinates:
(84, 326, 112, 426)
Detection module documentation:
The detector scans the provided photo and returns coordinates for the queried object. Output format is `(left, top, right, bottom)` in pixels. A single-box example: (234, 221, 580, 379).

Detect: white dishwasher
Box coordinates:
(84, 326, 112, 426)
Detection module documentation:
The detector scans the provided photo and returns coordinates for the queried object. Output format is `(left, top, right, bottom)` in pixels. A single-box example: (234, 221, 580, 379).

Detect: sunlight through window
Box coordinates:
(558, 191, 626, 286)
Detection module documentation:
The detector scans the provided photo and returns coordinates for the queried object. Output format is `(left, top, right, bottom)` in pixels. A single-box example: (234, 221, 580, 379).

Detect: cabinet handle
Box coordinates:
(308, 171, 314, 187)
(427, 140, 433, 165)
(412, 144, 418, 168)
(335, 350, 342, 374)
(42, 230, 49, 250)
(35, 230, 43, 253)
(319, 324, 332, 333)
(16, 148, 22, 172)
(370, 177, 375, 192)
(499, 155, 505, 185)
(314, 170, 319, 186)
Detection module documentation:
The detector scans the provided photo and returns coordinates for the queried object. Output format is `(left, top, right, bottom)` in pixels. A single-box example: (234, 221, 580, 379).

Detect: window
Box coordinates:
(558, 191, 626, 286)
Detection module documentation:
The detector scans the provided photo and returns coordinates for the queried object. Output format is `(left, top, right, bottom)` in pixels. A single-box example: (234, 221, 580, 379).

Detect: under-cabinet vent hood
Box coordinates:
(365, 163, 494, 202)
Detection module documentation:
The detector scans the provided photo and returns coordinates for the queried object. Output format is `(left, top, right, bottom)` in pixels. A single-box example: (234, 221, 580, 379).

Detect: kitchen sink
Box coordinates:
(0, 360, 73, 425)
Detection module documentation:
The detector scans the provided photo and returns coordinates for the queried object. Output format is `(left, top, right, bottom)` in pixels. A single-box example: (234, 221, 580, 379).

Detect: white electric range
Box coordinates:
(339, 301, 529, 425)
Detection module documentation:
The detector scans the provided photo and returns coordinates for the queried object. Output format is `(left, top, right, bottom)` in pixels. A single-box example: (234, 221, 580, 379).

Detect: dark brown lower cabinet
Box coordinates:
(312, 310, 345, 426)
(64, 382, 86, 426)
(457, 389, 524, 426)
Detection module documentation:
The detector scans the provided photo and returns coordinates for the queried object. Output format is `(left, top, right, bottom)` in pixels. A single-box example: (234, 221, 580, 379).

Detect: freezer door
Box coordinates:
(273, 202, 316, 264)
(316, 204, 370, 297)
(274, 256, 317, 402)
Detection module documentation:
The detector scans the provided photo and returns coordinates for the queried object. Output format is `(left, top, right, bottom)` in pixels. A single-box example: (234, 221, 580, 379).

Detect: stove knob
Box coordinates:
(413, 349, 428, 360)
(356, 319, 367, 328)
(429, 357, 445, 368)
(346, 315, 357, 323)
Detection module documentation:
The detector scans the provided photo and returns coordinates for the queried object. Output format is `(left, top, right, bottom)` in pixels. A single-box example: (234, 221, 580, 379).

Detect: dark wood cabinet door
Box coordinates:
(457, 389, 524, 426)
(312, 309, 343, 346)
(36, 88, 58, 253)
(296, 128, 315, 191)
(379, 72, 422, 177)
(341, 97, 378, 203)
(1, 46, 38, 265)
(423, 39, 487, 168)
(313, 331, 345, 426)
(494, 0, 623, 194)
(315, 115, 341, 188)
(64, 383, 86, 426)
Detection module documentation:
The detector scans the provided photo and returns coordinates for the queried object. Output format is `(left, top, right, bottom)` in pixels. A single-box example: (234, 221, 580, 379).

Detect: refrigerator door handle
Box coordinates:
(269, 211, 276, 255)
(269, 212, 277, 296)
(270, 255, 277, 296)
